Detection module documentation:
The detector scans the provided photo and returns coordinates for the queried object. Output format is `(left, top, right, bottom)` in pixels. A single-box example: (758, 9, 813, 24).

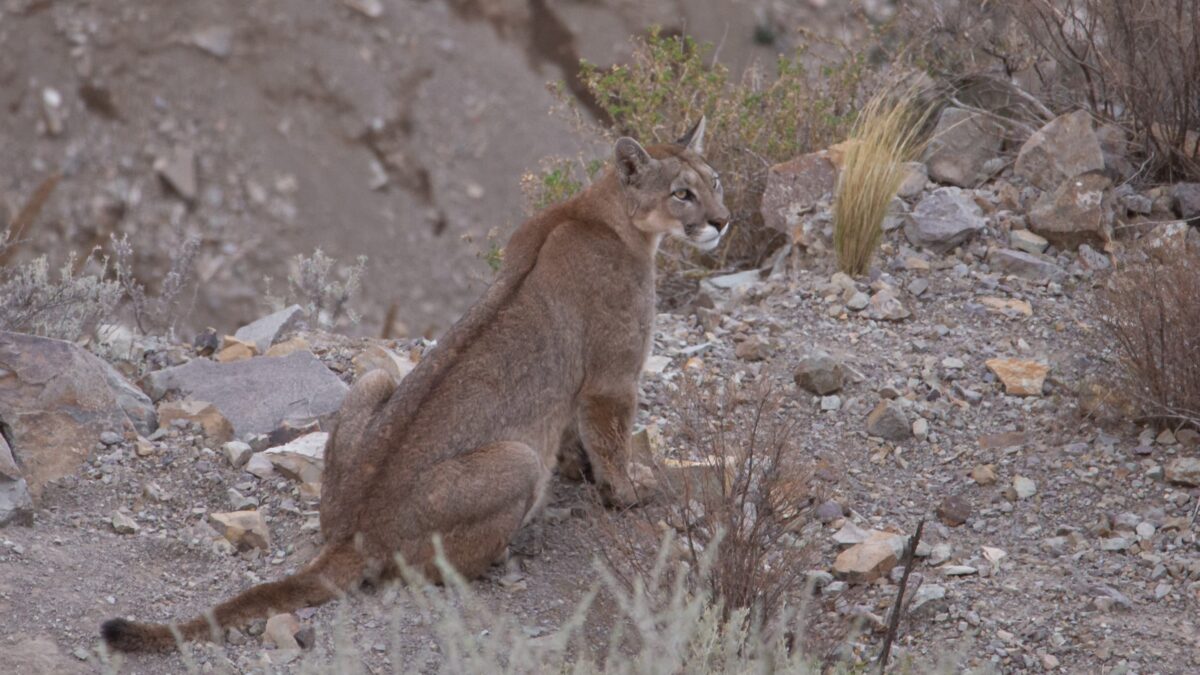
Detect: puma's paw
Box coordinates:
(600, 462, 658, 508)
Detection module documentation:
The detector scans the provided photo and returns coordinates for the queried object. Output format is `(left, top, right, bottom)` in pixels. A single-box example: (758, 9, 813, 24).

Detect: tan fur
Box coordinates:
(101, 122, 729, 652)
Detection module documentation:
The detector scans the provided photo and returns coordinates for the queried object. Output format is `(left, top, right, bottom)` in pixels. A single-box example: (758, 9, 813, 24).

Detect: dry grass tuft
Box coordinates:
(833, 91, 929, 276)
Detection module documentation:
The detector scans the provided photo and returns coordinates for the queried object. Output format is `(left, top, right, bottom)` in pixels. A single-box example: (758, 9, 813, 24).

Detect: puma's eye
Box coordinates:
(672, 189, 692, 201)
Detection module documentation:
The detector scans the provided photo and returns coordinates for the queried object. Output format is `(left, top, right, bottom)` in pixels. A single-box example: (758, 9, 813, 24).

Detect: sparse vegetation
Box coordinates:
(577, 28, 875, 266)
(833, 91, 929, 276)
(265, 249, 368, 330)
(112, 233, 200, 339)
(0, 251, 123, 340)
(1099, 252, 1200, 428)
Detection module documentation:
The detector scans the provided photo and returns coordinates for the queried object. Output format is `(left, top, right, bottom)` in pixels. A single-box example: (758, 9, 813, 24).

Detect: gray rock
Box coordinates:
(1172, 183, 1200, 224)
(760, 152, 838, 234)
(865, 288, 910, 322)
(866, 400, 911, 441)
(1165, 457, 1200, 486)
(99, 431, 122, 446)
(1012, 475, 1037, 499)
(222, 441, 254, 468)
(189, 26, 234, 59)
(987, 249, 1065, 283)
(794, 351, 845, 395)
(909, 584, 947, 614)
(0, 332, 142, 498)
(97, 359, 157, 436)
(815, 500, 844, 523)
(233, 305, 306, 353)
(1028, 173, 1114, 250)
(897, 161, 928, 199)
(154, 146, 198, 202)
(923, 108, 1005, 188)
(110, 510, 139, 534)
(1014, 110, 1105, 191)
(0, 433, 33, 526)
(1009, 229, 1048, 255)
(905, 187, 987, 253)
(140, 351, 346, 438)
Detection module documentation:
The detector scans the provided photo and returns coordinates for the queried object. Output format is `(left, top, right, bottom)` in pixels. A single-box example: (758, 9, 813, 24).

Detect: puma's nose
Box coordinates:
(708, 218, 729, 234)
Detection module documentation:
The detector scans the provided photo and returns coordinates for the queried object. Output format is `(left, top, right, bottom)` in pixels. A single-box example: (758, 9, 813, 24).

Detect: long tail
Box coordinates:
(101, 542, 365, 652)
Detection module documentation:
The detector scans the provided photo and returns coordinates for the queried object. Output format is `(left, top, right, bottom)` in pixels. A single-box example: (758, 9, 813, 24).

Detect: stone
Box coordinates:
(245, 453, 276, 480)
(794, 351, 844, 395)
(223, 441, 254, 468)
(264, 613, 301, 650)
(937, 494, 971, 527)
(734, 336, 771, 361)
(209, 510, 270, 551)
(1009, 229, 1048, 254)
(263, 432, 327, 484)
(985, 359, 1049, 396)
(923, 107, 1005, 188)
(760, 152, 838, 234)
(193, 327, 220, 356)
(154, 146, 198, 202)
(1100, 536, 1132, 552)
(234, 305, 306, 354)
(140, 351, 347, 438)
(1028, 173, 1114, 249)
(845, 291, 869, 311)
(1143, 221, 1191, 262)
(1014, 110, 1105, 191)
(266, 336, 312, 358)
(1012, 475, 1037, 500)
(0, 332, 143, 498)
(342, 0, 384, 18)
(815, 500, 844, 523)
(215, 336, 258, 363)
(971, 464, 997, 486)
(979, 296, 1033, 318)
(896, 161, 928, 198)
(820, 395, 841, 411)
(189, 26, 234, 58)
(1164, 458, 1200, 486)
(0, 435, 33, 526)
(943, 565, 978, 576)
(987, 249, 1065, 283)
(833, 530, 907, 583)
(909, 584, 947, 614)
(1172, 183, 1200, 224)
(352, 344, 417, 383)
(157, 400, 235, 443)
(866, 401, 911, 441)
(833, 521, 871, 546)
(904, 187, 987, 253)
(928, 542, 952, 566)
(110, 511, 139, 534)
(97, 359, 158, 437)
(865, 288, 910, 322)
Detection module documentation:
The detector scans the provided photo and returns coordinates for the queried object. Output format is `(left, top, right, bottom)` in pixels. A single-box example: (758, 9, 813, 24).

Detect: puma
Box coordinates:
(101, 119, 730, 652)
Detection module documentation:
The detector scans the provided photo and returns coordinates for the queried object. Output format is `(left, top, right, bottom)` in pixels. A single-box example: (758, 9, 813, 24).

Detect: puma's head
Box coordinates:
(614, 118, 731, 252)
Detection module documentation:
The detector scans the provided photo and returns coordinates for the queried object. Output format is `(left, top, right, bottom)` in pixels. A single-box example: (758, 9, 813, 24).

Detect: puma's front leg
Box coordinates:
(577, 392, 655, 507)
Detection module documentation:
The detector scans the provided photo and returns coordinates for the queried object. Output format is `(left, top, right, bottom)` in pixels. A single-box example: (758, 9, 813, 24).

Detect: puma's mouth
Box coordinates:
(684, 221, 727, 252)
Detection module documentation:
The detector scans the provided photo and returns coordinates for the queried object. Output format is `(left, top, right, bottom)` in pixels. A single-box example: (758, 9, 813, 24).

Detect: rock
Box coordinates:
(227, 488, 258, 511)
(154, 146, 198, 202)
(0, 436, 33, 527)
(815, 500, 844, 523)
(222, 441, 254, 468)
(760, 152, 838, 234)
(896, 161, 928, 198)
(342, 0, 385, 18)
(134, 437, 155, 457)
(1014, 110, 1105, 191)
(987, 248, 1065, 283)
(157, 400, 235, 443)
(923, 108, 1005, 188)
(215, 336, 258, 363)
(352, 344, 417, 382)
(943, 565, 978, 576)
(865, 288, 910, 322)
(99, 431, 122, 446)
(1028, 173, 1114, 249)
(209, 510, 270, 551)
(979, 296, 1033, 318)
(911, 418, 929, 440)
(971, 464, 998, 486)
(234, 306, 306, 354)
(244, 453, 277, 480)
(1100, 536, 1132, 552)
(97, 359, 158, 437)
(1012, 475, 1037, 500)
(845, 291, 869, 311)
(263, 432, 327, 484)
(1172, 183, 1200, 224)
(705, 270, 761, 291)
(833, 521, 871, 546)
(833, 530, 907, 583)
(794, 351, 844, 395)
(981, 546, 1007, 566)
(189, 26, 234, 59)
(1164, 458, 1200, 486)
(40, 87, 65, 136)
(266, 336, 313, 358)
(0, 332, 143, 498)
(264, 613, 301, 650)
(937, 494, 971, 527)
(866, 401, 911, 441)
(193, 327, 220, 356)
(909, 584, 947, 614)
(110, 511, 139, 534)
(1143, 221, 1192, 262)
(928, 542, 952, 566)
(985, 358, 1049, 396)
(734, 335, 771, 361)
(1009, 229, 1049, 254)
(904, 187, 987, 253)
(140, 351, 346, 438)
(820, 395, 841, 411)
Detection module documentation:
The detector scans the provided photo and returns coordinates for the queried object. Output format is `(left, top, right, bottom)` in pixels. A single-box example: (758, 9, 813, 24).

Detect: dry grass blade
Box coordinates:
(833, 91, 929, 276)
(0, 173, 60, 266)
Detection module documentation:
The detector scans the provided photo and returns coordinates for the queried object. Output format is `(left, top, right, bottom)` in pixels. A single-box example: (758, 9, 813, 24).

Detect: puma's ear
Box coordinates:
(614, 137, 652, 185)
(675, 116, 706, 155)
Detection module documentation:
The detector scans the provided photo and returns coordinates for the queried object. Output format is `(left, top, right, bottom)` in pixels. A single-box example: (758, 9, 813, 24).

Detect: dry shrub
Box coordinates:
(577, 28, 874, 267)
(1099, 252, 1200, 427)
(833, 90, 929, 276)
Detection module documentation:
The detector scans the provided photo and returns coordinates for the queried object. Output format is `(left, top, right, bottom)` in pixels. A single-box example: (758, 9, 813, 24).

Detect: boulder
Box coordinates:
(760, 151, 838, 234)
(1165, 458, 1200, 487)
(866, 401, 911, 441)
(794, 351, 845, 395)
(1014, 110, 1105, 191)
(262, 432, 327, 484)
(1028, 173, 1114, 249)
(865, 288, 910, 322)
(0, 434, 33, 526)
(233, 305, 306, 353)
(923, 107, 1005, 187)
(140, 351, 347, 438)
(209, 510, 271, 551)
(1172, 183, 1200, 225)
(987, 249, 1065, 283)
(904, 187, 987, 253)
(986, 358, 1049, 396)
(833, 530, 908, 583)
(0, 332, 142, 498)
(1009, 229, 1049, 255)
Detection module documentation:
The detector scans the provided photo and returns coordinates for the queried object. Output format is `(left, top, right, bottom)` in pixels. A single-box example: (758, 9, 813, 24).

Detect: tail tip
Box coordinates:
(100, 618, 136, 651)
